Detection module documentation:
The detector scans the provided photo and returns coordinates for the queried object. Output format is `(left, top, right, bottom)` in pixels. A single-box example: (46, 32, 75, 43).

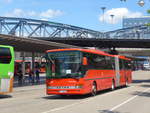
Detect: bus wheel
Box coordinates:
(91, 83, 97, 96)
(111, 80, 115, 90)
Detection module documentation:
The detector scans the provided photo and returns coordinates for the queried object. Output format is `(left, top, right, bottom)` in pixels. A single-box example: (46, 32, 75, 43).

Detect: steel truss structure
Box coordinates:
(0, 17, 150, 40)
(105, 25, 150, 39)
(0, 17, 102, 38)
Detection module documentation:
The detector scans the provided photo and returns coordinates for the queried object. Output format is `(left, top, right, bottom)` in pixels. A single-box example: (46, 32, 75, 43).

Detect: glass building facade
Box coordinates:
(123, 17, 150, 28)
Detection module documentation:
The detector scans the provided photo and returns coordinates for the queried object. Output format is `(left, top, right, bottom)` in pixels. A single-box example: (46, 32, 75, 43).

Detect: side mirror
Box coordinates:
(83, 57, 88, 65)
(41, 54, 46, 59)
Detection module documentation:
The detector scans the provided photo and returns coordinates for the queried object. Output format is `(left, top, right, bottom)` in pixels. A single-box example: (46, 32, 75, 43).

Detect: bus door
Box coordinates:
(115, 56, 120, 87)
(119, 60, 126, 85)
(124, 60, 132, 83)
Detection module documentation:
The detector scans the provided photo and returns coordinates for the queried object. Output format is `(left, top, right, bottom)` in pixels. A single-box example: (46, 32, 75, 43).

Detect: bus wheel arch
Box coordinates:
(91, 81, 97, 96)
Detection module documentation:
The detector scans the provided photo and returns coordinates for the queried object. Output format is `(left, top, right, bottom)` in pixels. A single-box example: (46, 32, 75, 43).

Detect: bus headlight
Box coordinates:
(8, 72, 14, 78)
(75, 85, 83, 89)
(70, 86, 83, 89)
(76, 84, 83, 88)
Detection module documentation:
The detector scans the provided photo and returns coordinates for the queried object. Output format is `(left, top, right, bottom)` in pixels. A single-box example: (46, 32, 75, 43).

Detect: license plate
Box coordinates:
(59, 90, 67, 93)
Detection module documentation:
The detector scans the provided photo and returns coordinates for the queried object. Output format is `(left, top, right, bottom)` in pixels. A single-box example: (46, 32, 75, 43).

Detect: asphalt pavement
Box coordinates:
(0, 71, 150, 113)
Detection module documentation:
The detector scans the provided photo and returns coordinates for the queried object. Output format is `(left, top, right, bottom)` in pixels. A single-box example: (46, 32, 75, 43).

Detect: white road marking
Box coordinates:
(41, 97, 95, 113)
(110, 87, 150, 111)
(41, 86, 146, 113)
(42, 102, 79, 113)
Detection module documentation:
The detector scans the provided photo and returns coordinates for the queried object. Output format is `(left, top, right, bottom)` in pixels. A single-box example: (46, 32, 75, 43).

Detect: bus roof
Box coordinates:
(47, 48, 112, 56)
(46, 48, 131, 60)
(115, 55, 131, 61)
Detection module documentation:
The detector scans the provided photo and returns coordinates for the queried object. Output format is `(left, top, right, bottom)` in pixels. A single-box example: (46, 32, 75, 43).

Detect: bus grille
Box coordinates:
(48, 86, 81, 89)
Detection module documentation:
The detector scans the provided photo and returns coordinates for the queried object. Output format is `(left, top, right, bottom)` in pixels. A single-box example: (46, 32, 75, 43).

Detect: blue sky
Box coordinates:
(0, 0, 150, 31)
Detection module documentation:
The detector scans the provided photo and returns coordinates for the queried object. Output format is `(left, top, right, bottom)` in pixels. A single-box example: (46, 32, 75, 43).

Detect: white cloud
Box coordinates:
(99, 8, 143, 24)
(5, 9, 25, 17)
(41, 18, 49, 21)
(4, 8, 64, 19)
(40, 9, 63, 18)
(28, 11, 37, 17)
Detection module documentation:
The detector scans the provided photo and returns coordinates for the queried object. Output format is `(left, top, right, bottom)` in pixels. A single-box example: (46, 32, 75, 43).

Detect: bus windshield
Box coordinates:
(46, 51, 82, 78)
(0, 47, 12, 64)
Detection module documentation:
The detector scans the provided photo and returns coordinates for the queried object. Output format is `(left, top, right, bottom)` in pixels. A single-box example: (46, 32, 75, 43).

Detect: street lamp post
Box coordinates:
(110, 14, 115, 24)
(101, 7, 106, 38)
(101, 7, 106, 23)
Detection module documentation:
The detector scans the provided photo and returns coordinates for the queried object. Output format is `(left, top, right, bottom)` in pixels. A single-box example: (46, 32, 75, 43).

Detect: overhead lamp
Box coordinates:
(101, 7, 106, 11)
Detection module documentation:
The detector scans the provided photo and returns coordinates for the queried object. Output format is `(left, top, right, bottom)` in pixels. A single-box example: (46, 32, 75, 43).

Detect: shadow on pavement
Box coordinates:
(98, 110, 129, 113)
(132, 91, 150, 97)
(140, 84, 150, 88)
(42, 94, 91, 100)
(95, 86, 130, 97)
(132, 79, 150, 84)
(0, 95, 12, 99)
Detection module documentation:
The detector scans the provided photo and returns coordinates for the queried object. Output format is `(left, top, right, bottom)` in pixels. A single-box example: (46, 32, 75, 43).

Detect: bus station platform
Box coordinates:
(13, 73, 46, 87)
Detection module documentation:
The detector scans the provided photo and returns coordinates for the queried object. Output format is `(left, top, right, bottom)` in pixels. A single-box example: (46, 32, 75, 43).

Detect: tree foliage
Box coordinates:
(147, 9, 150, 14)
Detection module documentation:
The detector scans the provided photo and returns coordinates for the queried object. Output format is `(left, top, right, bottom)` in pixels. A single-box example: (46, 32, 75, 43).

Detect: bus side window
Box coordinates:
(83, 52, 114, 70)
(111, 57, 115, 69)
(125, 61, 131, 70)
(119, 59, 124, 70)
(105, 56, 114, 70)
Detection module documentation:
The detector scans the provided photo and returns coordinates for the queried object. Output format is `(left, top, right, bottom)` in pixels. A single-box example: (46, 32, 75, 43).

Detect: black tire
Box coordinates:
(91, 83, 97, 96)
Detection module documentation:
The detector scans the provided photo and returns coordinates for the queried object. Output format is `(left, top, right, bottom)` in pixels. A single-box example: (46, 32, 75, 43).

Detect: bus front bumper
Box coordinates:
(47, 88, 86, 95)
(0, 78, 13, 94)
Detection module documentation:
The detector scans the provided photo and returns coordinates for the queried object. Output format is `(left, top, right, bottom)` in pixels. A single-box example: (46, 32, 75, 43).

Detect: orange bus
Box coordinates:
(45, 48, 132, 96)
